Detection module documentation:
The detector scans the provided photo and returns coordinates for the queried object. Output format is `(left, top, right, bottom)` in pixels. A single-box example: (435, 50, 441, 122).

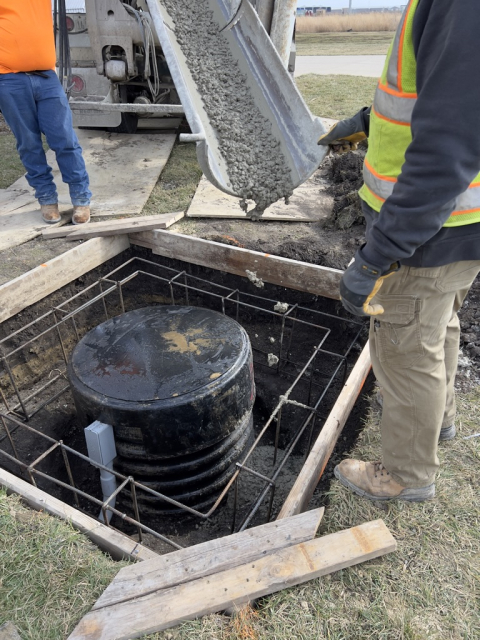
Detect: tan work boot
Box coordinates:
(373, 389, 456, 441)
(334, 460, 435, 502)
(41, 203, 61, 224)
(72, 205, 91, 225)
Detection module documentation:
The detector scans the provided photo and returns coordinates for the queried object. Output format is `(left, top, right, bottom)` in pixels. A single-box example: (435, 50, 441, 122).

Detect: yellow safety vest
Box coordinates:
(359, 0, 480, 227)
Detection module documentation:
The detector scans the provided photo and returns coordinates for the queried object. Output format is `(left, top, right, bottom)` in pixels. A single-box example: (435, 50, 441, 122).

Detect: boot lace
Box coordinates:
(373, 462, 390, 478)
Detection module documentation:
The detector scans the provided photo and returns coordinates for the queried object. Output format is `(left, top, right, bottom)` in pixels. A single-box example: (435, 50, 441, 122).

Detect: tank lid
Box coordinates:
(70, 306, 247, 402)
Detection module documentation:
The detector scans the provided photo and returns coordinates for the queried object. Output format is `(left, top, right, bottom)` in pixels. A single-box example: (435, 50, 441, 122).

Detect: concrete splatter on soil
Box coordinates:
(161, 0, 294, 217)
(274, 302, 289, 313)
(246, 270, 264, 288)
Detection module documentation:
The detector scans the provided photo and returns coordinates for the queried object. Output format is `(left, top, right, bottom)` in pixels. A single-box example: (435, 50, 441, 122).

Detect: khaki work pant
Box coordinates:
(369, 260, 480, 488)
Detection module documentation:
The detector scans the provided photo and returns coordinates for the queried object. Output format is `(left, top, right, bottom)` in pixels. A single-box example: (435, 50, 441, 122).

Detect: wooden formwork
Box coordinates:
(0, 230, 383, 638)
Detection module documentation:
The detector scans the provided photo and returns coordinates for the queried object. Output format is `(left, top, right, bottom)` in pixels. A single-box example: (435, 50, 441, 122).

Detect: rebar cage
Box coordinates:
(0, 256, 363, 550)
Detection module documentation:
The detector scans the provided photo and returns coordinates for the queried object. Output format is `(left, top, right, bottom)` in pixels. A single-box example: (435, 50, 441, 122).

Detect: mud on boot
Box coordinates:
(41, 203, 61, 224)
(72, 205, 91, 225)
(334, 459, 435, 502)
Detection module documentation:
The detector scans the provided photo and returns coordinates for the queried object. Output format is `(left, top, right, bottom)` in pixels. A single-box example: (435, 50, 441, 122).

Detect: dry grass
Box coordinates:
(297, 12, 401, 33)
(142, 142, 203, 216)
(0, 132, 25, 189)
(0, 490, 128, 639)
(296, 32, 394, 56)
(296, 74, 378, 119)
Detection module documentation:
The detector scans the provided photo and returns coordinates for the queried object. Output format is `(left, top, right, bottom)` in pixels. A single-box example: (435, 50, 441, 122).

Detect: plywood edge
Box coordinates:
(278, 342, 372, 519)
(0, 467, 157, 561)
(0, 235, 130, 324)
(129, 229, 343, 299)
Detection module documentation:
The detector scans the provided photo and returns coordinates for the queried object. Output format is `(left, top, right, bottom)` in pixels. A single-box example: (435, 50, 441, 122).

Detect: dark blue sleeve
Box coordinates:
(361, 0, 480, 271)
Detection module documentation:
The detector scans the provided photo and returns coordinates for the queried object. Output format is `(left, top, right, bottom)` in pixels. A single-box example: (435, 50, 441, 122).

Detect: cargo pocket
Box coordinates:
(374, 295, 424, 369)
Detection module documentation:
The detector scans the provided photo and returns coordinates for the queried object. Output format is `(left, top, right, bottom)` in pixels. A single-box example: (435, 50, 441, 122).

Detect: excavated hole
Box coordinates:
(0, 247, 371, 552)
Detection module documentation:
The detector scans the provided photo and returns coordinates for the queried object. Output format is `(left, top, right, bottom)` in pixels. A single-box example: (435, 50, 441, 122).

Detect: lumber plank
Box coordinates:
(68, 519, 396, 640)
(42, 211, 184, 240)
(277, 342, 372, 519)
(0, 467, 158, 561)
(0, 236, 130, 324)
(129, 230, 343, 299)
(94, 507, 325, 610)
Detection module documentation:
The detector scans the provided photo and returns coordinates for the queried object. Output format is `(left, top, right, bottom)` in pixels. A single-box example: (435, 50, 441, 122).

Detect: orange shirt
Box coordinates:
(0, 0, 56, 74)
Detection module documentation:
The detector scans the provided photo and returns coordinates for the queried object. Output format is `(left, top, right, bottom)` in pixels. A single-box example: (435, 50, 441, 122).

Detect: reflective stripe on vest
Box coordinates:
(359, 0, 480, 227)
(364, 161, 480, 216)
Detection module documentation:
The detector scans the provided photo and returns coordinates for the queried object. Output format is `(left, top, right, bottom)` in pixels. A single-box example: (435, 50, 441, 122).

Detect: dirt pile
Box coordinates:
(160, 0, 294, 217)
(324, 149, 365, 229)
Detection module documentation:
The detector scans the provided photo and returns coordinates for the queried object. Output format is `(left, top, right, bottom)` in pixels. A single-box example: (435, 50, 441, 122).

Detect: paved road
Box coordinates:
(295, 55, 386, 78)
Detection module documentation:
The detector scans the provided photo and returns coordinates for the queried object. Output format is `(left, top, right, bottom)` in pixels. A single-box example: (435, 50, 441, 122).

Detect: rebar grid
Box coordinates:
(0, 256, 363, 548)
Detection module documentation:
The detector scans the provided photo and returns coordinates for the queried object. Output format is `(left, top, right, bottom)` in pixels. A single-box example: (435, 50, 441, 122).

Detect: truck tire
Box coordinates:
(107, 112, 138, 134)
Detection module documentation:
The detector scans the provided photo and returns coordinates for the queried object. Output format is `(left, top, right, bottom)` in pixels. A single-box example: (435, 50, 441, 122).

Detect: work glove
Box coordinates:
(340, 250, 400, 317)
(317, 106, 371, 154)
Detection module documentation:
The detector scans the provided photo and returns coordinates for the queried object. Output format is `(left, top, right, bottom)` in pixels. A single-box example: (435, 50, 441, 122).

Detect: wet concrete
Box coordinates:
(161, 0, 295, 217)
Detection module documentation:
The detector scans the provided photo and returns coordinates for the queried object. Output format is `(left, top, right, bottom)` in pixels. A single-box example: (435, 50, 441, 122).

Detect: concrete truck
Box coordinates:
(64, 0, 327, 216)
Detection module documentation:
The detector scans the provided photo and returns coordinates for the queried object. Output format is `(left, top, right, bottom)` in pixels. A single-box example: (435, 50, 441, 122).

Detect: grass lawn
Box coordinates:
(142, 142, 203, 215)
(296, 32, 394, 56)
(0, 490, 128, 639)
(297, 74, 377, 119)
(0, 134, 25, 189)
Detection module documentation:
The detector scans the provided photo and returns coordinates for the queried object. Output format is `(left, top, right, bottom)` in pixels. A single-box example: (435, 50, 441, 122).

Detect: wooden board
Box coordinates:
(42, 211, 184, 240)
(94, 507, 325, 610)
(0, 468, 158, 562)
(187, 174, 333, 222)
(68, 519, 396, 640)
(0, 235, 130, 324)
(278, 342, 372, 519)
(129, 230, 343, 300)
(0, 131, 176, 252)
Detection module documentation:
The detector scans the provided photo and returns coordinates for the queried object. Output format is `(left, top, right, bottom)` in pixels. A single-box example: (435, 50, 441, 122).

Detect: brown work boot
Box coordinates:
(334, 459, 435, 502)
(41, 203, 61, 224)
(72, 205, 91, 225)
(373, 389, 456, 441)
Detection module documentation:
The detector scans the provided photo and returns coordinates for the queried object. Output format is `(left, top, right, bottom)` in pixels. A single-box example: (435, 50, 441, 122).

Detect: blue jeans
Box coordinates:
(0, 70, 91, 206)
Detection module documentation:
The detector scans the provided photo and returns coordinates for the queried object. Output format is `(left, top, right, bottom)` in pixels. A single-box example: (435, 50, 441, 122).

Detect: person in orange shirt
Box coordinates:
(0, 0, 91, 224)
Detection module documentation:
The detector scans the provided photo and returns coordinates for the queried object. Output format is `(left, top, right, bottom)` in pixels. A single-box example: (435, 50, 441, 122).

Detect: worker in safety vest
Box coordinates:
(318, 0, 480, 502)
(0, 0, 91, 224)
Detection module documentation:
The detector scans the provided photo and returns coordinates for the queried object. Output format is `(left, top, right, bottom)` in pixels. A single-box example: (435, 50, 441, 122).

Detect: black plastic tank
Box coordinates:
(68, 306, 255, 515)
